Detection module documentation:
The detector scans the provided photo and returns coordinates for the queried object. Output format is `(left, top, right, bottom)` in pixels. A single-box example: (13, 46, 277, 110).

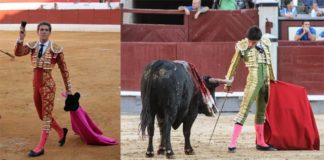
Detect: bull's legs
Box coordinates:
(164, 118, 174, 159)
(183, 116, 196, 155)
(146, 116, 155, 158)
(157, 116, 165, 155)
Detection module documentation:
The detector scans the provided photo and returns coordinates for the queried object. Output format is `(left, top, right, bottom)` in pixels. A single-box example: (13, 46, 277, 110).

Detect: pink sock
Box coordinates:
(228, 123, 243, 148)
(32, 130, 49, 152)
(51, 118, 64, 140)
(255, 124, 269, 147)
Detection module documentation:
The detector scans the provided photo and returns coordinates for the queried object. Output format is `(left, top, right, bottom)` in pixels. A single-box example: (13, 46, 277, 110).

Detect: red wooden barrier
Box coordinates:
(278, 46, 324, 94)
(188, 9, 258, 42)
(121, 9, 258, 42)
(121, 42, 249, 91)
(0, 9, 120, 24)
(121, 42, 178, 90)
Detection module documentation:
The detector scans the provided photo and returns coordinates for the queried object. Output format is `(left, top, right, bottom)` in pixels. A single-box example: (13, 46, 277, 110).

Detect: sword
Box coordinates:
(208, 91, 229, 144)
(0, 49, 15, 60)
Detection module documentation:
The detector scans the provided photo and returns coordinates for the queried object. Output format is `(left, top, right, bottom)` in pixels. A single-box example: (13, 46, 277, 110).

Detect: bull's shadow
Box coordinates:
(139, 60, 220, 159)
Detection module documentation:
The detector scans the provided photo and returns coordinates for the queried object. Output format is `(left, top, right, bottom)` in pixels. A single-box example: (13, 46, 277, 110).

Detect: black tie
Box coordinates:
(38, 44, 44, 58)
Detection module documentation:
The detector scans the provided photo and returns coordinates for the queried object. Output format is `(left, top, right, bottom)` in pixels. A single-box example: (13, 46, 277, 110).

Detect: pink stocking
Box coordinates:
(228, 123, 243, 148)
(32, 130, 49, 152)
(255, 124, 269, 147)
(51, 118, 64, 140)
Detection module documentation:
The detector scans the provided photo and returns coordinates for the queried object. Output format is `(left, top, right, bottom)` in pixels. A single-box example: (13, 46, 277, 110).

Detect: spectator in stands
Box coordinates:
(219, 0, 236, 10)
(280, 0, 297, 18)
(294, 21, 316, 41)
(311, 3, 324, 17)
(297, 1, 310, 14)
(178, 0, 209, 19)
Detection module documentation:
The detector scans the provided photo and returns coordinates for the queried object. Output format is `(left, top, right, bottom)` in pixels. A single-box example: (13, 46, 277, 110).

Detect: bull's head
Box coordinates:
(198, 76, 219, 117)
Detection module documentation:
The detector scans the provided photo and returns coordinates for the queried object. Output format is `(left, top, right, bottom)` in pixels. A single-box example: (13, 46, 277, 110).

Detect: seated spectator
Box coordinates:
(311, 3, 324, 17)
(294, 21, 316, 41)
(297, 1, 310, 14)
(219, 0, 236, 10)
(280, 0, 297, 18)
(178, 0, 209, 19)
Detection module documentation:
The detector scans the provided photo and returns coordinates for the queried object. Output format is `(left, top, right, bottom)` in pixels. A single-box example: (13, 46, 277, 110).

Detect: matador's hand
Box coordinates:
(224, 86, 231, 92)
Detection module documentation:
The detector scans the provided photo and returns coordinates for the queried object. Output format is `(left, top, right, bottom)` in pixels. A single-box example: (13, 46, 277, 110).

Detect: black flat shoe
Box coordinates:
(28, 149, 44, 157)
(228, 147, 236, 153)
(59, 128, 68, 146)
(256, 145, 277, 151)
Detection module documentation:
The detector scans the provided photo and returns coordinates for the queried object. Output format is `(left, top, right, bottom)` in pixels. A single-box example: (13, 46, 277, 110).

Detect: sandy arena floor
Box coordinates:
(0, 31, 120, 160)
(121, 114, 324, 160)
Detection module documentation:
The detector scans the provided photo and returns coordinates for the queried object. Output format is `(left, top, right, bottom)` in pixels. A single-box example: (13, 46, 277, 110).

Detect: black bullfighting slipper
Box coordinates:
(228, 147, 236, 153)
(28, 149, 44, 157)
(59, 128, 68, 146)
(256, 145, 277, 151)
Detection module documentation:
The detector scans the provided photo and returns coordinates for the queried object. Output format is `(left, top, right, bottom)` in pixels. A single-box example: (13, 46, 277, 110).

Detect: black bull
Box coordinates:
(140, 60, 218, 159)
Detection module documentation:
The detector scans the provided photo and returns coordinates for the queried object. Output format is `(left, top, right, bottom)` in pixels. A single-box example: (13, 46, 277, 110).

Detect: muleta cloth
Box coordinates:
(62, 92, 118, 145)
(264, 81, 320, 150)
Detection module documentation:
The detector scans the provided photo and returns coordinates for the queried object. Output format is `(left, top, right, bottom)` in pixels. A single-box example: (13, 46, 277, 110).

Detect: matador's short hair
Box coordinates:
(247, 26, 262, 41)
(37, 21, 52, 32)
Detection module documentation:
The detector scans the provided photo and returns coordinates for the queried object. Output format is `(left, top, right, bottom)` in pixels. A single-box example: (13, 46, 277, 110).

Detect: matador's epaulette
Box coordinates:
(51, 42, 63, 54)
(261, 37, 271, 47)
(26, 41, 37, 49)
(236, 38, 248, 52)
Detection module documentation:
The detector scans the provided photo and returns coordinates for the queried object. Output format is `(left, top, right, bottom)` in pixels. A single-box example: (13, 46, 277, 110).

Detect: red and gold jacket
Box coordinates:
(15, 41, 72, 94)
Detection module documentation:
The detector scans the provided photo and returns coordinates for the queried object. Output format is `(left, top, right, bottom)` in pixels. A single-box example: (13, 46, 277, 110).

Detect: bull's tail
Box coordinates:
(139, 62, 157, 139)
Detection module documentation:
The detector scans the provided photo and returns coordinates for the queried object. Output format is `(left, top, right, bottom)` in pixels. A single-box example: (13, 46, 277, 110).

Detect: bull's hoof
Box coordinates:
(145, 151, 154, 158)
(184, 148, 195, 155)
(166, 150, 175, 159)
(157, 147, 165, 155)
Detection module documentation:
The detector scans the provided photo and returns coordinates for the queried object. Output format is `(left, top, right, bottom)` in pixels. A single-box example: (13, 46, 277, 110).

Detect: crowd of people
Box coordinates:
(280, 0, 324, 18)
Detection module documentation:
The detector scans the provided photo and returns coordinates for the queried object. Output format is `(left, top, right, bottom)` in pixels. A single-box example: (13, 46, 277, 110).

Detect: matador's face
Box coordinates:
(37, 25, 51, 43)
(247, 39, 258, 49)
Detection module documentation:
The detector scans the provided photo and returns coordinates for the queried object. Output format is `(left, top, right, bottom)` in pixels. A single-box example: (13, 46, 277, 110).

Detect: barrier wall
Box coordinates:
(0, 9, 121, 24)
(121, 9, 257, 91)
(121, 10, 323, 95)
(122, 9, 258, 42)
(122, 41, 324, 95)
(121, 42, 248, 91)
(278, 41, 324, 95)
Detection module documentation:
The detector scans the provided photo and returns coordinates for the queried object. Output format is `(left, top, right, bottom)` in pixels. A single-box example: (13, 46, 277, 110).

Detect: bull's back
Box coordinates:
(141, 60, 179, 98)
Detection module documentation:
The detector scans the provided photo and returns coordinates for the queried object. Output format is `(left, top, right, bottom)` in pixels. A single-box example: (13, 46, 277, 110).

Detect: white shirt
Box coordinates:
(38, 40, 49, 55)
